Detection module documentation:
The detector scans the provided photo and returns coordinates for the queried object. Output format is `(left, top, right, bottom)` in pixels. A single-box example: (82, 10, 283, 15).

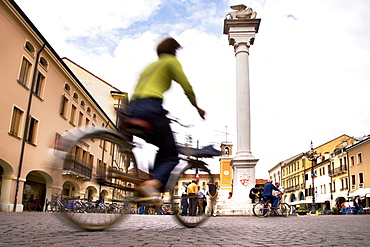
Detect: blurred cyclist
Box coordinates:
(125, 37, 205, 199)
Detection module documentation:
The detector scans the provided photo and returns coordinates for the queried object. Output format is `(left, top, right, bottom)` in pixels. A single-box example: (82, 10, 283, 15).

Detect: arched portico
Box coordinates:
(23, 171, 53, 211)
(290, 193, 296, 203)
(0, 159, 15, 212)
(85, 186, 98, 201)
(62, 181, 80, 198)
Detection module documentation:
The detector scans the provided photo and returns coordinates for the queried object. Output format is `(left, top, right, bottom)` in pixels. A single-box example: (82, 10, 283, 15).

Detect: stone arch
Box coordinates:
(23, 170, 53, 211)
(299, 191, 305, 201)
(100, 189, 109, 202)
(290, 193, 296, 202)
(85, 186, 98, 201)
(0, 159, 15, 211)
(62, 181, 80, 198)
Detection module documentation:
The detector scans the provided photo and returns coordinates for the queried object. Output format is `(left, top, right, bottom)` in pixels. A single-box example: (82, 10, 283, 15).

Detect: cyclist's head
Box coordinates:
(157, 37, 182, 56)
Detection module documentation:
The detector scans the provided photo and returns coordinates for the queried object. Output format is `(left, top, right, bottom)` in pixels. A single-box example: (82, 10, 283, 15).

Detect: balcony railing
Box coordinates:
(62, 159, 92, 180)
(329, 166, 348, 177)
(285, 184, 301, 192)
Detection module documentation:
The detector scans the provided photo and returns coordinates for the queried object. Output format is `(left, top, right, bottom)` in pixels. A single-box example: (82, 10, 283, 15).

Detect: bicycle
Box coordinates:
(252, 198, 290, 217)
(45, 194, 76, 213)
(52, 116, 218, 230)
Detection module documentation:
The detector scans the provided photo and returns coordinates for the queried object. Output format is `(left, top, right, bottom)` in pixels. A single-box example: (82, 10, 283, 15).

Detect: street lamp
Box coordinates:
(304, 141, 319, 214)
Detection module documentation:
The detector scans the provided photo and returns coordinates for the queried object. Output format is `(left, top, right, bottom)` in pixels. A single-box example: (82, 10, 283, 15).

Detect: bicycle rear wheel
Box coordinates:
(169, 160, 214, 228)
(278, 203, 291, 217)
(54, 127, 139, 230)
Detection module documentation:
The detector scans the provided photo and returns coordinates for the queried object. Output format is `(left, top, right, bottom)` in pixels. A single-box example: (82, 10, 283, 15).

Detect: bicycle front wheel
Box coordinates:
(54, 127, 139, 230)
(278, 203, 291, 217)
(169, 160, 214, 228)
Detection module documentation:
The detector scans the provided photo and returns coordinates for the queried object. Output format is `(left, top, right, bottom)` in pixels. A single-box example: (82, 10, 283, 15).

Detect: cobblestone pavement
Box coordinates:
(0, 212, 369, 246)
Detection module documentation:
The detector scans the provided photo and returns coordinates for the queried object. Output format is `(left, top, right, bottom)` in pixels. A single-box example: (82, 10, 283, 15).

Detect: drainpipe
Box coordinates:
(345, 147, 351, 199)
(13, 44, 45, 212)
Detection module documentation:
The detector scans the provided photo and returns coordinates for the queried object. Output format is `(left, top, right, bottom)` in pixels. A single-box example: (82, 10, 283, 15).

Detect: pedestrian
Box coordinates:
(122, 37, 206, 200)
(257, 185, 264, 202)
(274, 181, 284, 200)
(187, 180, 198, 216)
(181, 182, 190, 216)
(354, 195, 363, 215)
(197, 185, 206, 215)
(205, 180, 218, 217)
(249, 184, 259, 203)
(228, 192, 233, 199)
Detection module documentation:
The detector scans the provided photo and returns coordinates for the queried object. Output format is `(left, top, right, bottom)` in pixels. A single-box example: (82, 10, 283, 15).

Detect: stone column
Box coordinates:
(224, 18, 260, 202)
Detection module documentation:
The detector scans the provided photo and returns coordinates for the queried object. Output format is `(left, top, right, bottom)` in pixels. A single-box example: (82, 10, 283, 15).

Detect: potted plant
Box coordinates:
(296, 206, 309, 215)
(332, 207, 339, 215)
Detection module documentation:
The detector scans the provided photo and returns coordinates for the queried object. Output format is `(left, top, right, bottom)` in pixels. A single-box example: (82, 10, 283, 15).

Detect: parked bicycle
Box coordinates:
(52, 116, 219, 230)
(252, 198, 291, 217)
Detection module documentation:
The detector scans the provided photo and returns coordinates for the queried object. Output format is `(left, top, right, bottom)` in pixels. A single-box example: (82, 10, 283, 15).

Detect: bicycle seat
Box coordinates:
(177, 145, 221, 158)
(123, 118, 154, 135)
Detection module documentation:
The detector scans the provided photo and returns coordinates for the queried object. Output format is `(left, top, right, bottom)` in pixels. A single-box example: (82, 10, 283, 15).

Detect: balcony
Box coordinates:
(62, 159, 92, 180)
(285, 185, 301, 192)
(329, 166, 348, 177)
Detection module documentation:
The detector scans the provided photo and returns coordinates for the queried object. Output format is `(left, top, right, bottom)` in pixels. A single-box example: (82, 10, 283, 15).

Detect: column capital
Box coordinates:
(223, 18, 261, 47)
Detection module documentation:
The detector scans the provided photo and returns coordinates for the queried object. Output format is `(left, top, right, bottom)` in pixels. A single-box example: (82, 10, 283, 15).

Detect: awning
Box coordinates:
(290, 198, 330, 205)
(348, 188, 370, 197)
(290, 199, 312, 205)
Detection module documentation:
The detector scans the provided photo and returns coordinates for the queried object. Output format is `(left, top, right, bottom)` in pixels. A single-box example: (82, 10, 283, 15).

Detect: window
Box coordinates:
(350, 156, 355, 166)
(73, 93, 79, 101)
(357, 153, 363, 164)
(359, 173, 364, 184)
(87, 107, 91, 115)
(86, 118, 90, 126)
(39, 57, 48, 70)
(78, 112, 83, 126)
(64, 83, 71, 93)
(70, 105, 77, 125)
(80, 100, 85, 109)
(18, 57, 32, 86)
(26, 116, 39, 144)
(97, 159, 107, 176)
(24, 41, 35, 55)
(60, 96, 69, 118)
(33, 71, 45, 97)
(9, 106, 24, 137)
(352, 175, 356, 185)
(332, 182, 336, 192)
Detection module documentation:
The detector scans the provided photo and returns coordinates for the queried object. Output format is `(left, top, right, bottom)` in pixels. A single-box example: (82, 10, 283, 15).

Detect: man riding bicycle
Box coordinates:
(123, 37, 205, 200)
(262, 181, 280, 207)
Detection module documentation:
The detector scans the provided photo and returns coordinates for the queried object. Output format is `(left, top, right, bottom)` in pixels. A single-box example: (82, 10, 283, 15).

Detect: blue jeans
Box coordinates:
(181, 197, 188, 216)
(127, 98, 179, 191)
(264, 195, 278, 207)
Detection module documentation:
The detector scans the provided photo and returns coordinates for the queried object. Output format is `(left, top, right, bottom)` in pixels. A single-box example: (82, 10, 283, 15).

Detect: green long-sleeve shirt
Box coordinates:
(131, 54, 197, 106)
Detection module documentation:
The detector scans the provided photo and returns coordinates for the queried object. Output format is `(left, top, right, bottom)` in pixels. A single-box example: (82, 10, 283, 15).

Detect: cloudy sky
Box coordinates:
(15, 0, 370, 178)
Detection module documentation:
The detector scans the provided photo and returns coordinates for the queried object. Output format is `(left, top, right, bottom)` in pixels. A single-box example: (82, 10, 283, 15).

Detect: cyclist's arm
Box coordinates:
(170, 58, 205, 119)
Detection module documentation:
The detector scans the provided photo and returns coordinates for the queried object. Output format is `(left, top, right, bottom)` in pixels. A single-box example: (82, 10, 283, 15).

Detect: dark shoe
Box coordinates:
(136, 186, 160, 205)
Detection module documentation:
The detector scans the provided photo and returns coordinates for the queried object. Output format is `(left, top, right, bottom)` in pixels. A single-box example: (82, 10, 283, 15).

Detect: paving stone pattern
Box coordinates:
(0, 212, 369, 246)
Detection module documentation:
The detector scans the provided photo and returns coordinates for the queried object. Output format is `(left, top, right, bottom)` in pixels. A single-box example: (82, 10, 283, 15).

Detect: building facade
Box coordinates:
(0, 0, 125, 211)
(270, 135, 363, 212)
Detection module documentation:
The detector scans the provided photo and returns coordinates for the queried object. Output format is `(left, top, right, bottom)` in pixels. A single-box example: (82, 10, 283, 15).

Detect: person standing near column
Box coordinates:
(205, 180, 218, 217)
(180, 182, 190, 216)
(187, 180, 198, 216)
